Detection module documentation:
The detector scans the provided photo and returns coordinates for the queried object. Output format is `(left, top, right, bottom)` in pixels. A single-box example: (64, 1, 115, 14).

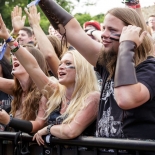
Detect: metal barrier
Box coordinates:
(0, 131, 155, 155)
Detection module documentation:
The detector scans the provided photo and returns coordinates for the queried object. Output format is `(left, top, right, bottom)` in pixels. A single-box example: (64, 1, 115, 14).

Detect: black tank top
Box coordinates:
(47, 104, 96, 136)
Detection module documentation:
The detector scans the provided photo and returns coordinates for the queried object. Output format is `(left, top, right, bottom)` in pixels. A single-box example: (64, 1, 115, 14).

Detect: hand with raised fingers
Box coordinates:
(119, 25, 147, 47)
(11, 6, 26, 34)
(24, 5, 40, 28)
(0, 15, 10, 40)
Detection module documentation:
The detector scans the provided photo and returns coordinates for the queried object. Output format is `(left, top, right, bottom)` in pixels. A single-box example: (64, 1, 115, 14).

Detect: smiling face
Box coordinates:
(148, 17, 155, 30)
(58, 53, 76, 87)
(17, 30, 33, 45)
(101, 13, 125, 53)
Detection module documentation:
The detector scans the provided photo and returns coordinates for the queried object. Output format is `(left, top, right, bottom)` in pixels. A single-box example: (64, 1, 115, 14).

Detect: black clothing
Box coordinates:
(47, 104, 96, 136)
(95, 56, 155, 139)
(0, 91, 12, 113)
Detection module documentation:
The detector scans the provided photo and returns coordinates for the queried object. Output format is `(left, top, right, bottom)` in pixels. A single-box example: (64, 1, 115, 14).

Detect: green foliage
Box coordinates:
(0, 0, 104, 34)
(0, 0, 75, 33)
(93, 14, 105, 23)
(74, 12, 104, 28)
(74, 13, 92, 27)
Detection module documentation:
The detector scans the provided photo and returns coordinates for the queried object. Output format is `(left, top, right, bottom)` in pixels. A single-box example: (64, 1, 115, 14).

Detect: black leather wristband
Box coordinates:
(114, 41, 138, 87)
(39, 0, 73, 30)
(9, 118, 33, 133)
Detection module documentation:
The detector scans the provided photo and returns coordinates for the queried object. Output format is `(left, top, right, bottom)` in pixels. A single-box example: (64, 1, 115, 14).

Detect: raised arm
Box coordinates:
(114, 25, 148, 109)
(11, 6, 26, 38)
(0, 77, 14, 96)
(0, 15, 56, 93)
(38, 0, 102, 66)
(25, 5, 60, 77)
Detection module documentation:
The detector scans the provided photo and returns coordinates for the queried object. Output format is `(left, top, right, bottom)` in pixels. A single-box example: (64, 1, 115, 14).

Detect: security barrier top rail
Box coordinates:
(0, 131, 155, 151)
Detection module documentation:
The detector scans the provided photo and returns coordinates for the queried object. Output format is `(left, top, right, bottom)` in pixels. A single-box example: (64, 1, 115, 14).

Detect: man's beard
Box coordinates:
(98, 47, 117, 79)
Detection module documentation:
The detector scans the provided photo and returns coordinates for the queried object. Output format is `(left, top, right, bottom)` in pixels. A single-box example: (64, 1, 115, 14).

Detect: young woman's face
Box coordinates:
(58, 53, 76, 87)
(11, 54, 28, 77)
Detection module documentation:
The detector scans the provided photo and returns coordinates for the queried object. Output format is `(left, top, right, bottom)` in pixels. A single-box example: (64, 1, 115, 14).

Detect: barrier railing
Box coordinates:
(0, 131, 155, 155)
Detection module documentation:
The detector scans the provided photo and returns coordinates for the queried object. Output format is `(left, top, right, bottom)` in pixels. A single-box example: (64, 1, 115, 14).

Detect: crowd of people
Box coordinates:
(0, 0, 155, 154)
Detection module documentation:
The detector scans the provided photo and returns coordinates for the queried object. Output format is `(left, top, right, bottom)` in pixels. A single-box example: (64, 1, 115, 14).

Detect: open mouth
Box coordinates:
(59, 72, 66, 77)
(13, 62, 19, 68)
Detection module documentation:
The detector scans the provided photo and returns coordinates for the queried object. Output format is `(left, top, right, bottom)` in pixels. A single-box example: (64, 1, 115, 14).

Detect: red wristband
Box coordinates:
(136, 3, 141, 8)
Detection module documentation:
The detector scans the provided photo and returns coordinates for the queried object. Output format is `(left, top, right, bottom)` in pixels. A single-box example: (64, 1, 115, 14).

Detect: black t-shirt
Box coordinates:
(95, 56, 155, 139)
(0, 91, 13, 113)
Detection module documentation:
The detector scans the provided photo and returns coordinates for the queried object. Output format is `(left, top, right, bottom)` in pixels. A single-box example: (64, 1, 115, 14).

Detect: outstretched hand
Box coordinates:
(11, 6, 26, 33)
(119, 25, 147, 47)
(0, 15, 10, 40)
(24, 5, 40, 27)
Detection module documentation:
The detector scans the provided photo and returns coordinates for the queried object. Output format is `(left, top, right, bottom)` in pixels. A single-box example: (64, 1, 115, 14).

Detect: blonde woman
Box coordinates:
(0, 14, 100, 146)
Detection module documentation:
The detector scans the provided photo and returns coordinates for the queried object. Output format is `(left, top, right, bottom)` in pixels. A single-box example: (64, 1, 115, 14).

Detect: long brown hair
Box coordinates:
(99, 8, 154, 79)
(10, 45, 48, 120)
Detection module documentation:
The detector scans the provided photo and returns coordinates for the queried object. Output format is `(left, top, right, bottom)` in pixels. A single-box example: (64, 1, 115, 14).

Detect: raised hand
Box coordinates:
(119, 25, 147, 47)
(11, 6, 26, 33)
(0, 15, 10, 40)
(24, 5, 40, 27)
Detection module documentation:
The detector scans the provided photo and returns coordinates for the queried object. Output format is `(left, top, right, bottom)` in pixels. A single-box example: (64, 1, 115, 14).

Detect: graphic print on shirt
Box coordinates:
(96, 80, 123, 138)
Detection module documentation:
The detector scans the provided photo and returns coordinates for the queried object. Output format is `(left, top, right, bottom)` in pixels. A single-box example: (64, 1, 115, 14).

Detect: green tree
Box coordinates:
(0, 0, 75, 33)
(74, 13, 104, 28)
(74, 13, 92, 27)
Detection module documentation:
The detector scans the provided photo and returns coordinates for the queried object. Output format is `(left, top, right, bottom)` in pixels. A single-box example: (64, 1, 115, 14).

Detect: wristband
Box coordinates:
(5, 36, 14, 43)
(0, 36, 15, 60)
(7, 114, 13, 126)
(11, 45, 20, 53)
(8, 41, 19, 50)
(8, 41, 20, 53)
(47, 124, 54, 134)
(136, 3, 141, 8)
(9, 118, 33, 133)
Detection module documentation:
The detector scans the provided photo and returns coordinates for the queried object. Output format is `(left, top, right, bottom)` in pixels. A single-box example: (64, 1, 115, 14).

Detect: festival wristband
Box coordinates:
(0, 36, 15, 60)
(8, 41, 20, 53)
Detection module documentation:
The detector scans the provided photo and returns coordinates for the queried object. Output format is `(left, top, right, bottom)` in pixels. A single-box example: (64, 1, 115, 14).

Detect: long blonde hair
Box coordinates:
(45, 50, 99, 124)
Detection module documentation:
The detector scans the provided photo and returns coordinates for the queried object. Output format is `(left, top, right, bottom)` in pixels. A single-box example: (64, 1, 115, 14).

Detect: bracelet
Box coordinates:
(7, 114, 13, 126)
(47, 124, 54, 134)
(136, 3, 141, 8)
(11, 44, 20, 53)
(0, 36, 15, 60)
(8, 41, 19, 50)
(5, 36, 14, 43)
(8, 41, 20, 53)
